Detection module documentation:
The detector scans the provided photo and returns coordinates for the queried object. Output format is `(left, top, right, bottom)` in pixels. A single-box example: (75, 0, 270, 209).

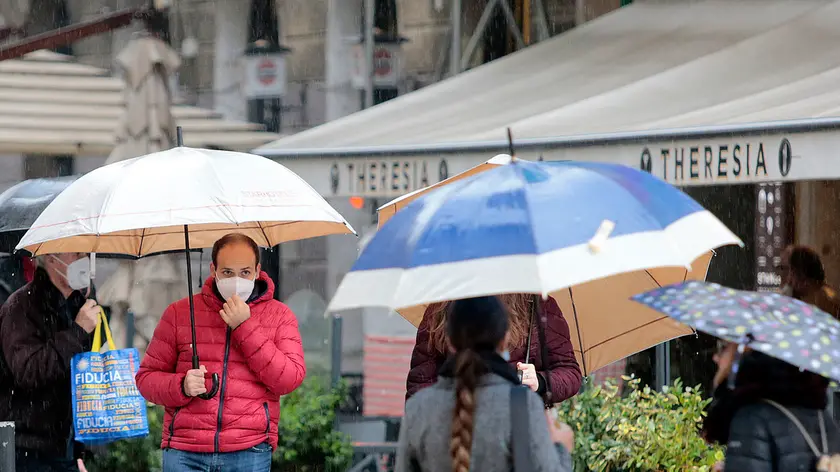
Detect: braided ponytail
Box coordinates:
(450, 348, 485, 472)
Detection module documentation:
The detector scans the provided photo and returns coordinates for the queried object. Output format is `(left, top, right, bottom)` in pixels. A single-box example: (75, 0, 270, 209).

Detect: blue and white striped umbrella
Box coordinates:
(329, 160, 742, 373)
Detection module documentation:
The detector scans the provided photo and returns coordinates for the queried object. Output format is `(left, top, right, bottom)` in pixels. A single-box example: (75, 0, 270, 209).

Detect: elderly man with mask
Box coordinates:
(136, 233, 306, 472)
(0, 252, 101, 472)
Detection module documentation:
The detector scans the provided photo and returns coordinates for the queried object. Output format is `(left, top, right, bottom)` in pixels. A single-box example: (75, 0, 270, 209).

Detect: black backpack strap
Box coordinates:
(511, 385, 534, 471)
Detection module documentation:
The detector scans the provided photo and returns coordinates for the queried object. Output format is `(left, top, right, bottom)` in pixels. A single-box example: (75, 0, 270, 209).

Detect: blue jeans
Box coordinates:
(162, 443, 272, 472)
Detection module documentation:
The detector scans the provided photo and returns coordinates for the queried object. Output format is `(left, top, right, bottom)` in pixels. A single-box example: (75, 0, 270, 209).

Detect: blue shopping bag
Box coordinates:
(71, 309, 149, 445)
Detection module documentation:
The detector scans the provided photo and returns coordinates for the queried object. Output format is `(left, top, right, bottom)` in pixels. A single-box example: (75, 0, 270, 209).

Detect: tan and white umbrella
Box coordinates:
(98, 34, 183, 351)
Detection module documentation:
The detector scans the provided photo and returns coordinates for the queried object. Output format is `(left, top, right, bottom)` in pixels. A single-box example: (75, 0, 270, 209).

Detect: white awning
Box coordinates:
(254, 0, 840, 195)
(0, 50, 282, 156)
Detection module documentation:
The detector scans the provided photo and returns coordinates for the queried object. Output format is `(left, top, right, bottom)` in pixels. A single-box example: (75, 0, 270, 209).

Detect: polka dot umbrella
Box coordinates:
(632, 280, 840, 382)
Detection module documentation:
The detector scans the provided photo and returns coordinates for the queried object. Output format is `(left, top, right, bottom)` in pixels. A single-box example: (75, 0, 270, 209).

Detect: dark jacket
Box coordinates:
(397, 351, 571, 472)
(0, 268, 92, 457)
(703, 351, 840, 471)
(406, 296, 582, 404)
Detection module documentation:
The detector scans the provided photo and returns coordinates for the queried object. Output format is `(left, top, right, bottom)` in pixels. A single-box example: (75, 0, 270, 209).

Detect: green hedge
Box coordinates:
(555, 377, 724, 472)
(87, 377, 352, 472)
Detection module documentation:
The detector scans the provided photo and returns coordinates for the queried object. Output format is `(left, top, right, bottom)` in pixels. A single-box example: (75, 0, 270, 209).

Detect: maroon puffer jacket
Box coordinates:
(405, 296, 581, 404)
(136, 271, 305, 453)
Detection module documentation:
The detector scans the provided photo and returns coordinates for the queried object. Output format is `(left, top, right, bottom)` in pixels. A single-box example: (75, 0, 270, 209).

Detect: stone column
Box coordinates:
(325, 0, 362, 121)
(213, 0, 248, 121)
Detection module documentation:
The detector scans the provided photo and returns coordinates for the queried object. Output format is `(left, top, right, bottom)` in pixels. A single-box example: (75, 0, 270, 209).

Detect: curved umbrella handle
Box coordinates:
(198, 373, 220, 400)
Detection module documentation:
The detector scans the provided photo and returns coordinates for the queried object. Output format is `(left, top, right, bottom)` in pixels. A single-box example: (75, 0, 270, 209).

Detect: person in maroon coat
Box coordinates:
(406, 294, 582, 404)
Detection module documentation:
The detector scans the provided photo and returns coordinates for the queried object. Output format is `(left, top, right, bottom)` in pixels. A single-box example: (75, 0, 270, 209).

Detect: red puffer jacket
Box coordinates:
(136, 271, 305, 453)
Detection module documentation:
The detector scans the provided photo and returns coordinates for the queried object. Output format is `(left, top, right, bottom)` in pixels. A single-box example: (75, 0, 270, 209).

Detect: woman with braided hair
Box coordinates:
(396, 296, 574, 472)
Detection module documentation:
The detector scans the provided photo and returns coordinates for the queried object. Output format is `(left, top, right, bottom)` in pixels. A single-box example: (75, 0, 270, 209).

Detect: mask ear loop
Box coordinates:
(727, 334, 753, 390)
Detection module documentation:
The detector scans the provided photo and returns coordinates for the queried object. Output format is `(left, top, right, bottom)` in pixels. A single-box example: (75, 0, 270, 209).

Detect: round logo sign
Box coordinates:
(257, 59, 277, 86)
(330, 164, 340, 195)
(640, 148, 652, 173)
(374, 48, 392, 77)
(778, 138, 792, 177)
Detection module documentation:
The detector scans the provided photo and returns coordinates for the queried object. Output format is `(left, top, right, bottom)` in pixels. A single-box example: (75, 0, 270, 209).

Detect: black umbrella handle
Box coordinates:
(184, 223, 219, 400)
(199, 373, 220, 400)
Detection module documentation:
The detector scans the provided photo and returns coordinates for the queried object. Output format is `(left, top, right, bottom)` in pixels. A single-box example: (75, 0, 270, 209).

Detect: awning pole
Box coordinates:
(450, 0, 462, 75)
(363, 0, 375, 109)
(523, 0, 531, 45)
(498, 0, 526, 49)
(533, 0, 550, 40)
(460, 0, 500, 71)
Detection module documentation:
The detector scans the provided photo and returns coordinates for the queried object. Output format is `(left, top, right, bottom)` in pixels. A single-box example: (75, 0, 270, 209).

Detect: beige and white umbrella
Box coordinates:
(98, 35, 182, 351)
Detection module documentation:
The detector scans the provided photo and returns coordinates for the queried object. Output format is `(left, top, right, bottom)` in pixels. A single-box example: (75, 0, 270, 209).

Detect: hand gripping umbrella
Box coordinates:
(16, 129, 356, 399)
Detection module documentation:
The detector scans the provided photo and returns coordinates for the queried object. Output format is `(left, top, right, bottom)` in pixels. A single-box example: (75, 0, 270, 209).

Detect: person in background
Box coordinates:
(781, 245, 840, 320)
(136, 233, 306, 472)
(703, 342, 840, 471)
(406, 294, 582, 405)
(0, 253, 100, 472)
(396, 296, 574, 472)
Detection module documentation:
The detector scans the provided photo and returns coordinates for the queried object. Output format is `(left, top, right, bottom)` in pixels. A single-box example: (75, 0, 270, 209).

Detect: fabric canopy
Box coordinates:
(256, 0, 839, 155)
(0, 50, 282, 156)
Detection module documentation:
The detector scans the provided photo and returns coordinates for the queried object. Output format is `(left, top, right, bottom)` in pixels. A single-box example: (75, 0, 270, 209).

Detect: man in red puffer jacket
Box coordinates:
(136, 233, 305, 472)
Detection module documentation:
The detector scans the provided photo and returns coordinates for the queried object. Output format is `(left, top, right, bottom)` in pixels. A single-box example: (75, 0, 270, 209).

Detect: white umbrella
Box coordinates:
(17, 143, 355, 399)
(16, 146, 355, 255)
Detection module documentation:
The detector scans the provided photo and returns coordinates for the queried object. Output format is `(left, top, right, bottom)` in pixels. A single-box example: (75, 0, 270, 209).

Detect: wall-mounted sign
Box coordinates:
(754, 182, 790, 293)
(638, 137, 794, 184)
(243, 53, 287, 99)
(328, 158, 450, 197)
(351, 42, 404, 89)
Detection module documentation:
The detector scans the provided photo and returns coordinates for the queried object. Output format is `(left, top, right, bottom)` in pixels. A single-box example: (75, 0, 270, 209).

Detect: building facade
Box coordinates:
(0, 0, 623, 377)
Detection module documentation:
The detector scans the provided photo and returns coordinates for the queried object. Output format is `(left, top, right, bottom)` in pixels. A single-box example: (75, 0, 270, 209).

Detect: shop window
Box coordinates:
(23, 155, 74, 180)
(246, 0, 282, 132)
(248, 0, 279, 44)
(359, 0, 401, 107)
(26, 0, 73, 55)
(374, 0, 398, 37)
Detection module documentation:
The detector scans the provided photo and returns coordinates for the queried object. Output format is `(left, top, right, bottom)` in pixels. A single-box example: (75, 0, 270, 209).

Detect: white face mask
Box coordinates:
(216, 275, 255, 301)
(51, 255, 90, 291)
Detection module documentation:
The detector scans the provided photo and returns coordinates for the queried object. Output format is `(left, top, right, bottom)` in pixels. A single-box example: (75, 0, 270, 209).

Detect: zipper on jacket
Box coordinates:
(214, 327, 233, 453)
(167, 407, 180, 449)
(263, 402, 270, 441)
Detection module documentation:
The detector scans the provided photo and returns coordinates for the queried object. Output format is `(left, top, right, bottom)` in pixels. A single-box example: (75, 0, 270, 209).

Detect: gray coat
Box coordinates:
(396, 373, 572, 472)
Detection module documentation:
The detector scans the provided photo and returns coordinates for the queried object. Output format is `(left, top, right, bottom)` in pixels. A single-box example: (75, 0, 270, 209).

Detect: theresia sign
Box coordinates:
(639, 137, 795, 184)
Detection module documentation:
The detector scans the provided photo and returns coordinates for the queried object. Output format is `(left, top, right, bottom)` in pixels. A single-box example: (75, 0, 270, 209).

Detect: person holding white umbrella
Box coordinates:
(136, 233, 305, 471)
(15, 138, 356, 472)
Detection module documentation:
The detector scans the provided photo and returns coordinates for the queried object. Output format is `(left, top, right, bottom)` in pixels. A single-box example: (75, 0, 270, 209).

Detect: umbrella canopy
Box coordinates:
(0, 175, 79, 253)
(633, 281, 840, 382)
(328, 160, 741, 373)
(377, 154, 513, 227)
(16, 146, 356, 256)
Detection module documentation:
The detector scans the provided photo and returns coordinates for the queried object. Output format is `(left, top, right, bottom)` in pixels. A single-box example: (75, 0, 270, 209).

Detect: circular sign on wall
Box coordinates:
(257, 58, 278, 86)
(374, 48, 392, 77)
